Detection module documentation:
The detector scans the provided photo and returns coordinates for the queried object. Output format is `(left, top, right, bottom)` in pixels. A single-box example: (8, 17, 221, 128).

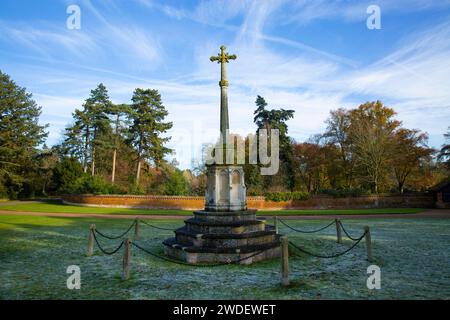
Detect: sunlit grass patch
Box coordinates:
(0, 202, 424, 216)
(0, 202, 191, 215)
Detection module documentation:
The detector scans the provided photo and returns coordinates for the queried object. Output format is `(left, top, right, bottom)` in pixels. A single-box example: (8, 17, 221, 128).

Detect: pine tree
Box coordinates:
(84, 84, 113, 176)
(253, 95, 295, 191)
(129, 89, 173, 184)
(109, 103, 131, 183)
(62, 84, 113, 176)
(0, 70, 48, 198)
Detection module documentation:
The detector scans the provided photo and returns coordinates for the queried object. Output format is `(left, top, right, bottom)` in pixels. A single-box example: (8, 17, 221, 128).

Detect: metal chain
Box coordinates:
(92, 230, 125, 255)
(338, 221, 361, 241)
(278, 218, 335, 234)
(139, 219, 175, 231)
(131, 242, 266, 267)
(289, 231, 367, 259)
(94, 220, 136, 240)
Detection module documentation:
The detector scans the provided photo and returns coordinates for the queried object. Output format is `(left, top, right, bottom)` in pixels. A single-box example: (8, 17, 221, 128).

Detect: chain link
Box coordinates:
(139, 219, 176, 231)
(92, 230, 125, 255)
(289, 231, 367, 259)
(132, 241, 266, 267)
(94, 220, 136, 240)
(338, 221, 361, 241)
(278, 218, 335, 234)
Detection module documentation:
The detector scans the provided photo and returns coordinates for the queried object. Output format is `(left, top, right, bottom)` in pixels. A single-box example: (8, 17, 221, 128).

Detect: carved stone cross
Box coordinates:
(210, 45, 237, 138)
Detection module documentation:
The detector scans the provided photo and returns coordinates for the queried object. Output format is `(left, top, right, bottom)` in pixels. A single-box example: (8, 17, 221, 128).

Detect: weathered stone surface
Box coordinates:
(163, 209, 281, 264)
(194, 210, 257, 222)
(163, 237, 281, 264)
(205, 165, 246, 212)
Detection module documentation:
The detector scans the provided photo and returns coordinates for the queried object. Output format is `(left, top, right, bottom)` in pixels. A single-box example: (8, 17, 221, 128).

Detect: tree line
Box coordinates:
(1, 69, 449, 199)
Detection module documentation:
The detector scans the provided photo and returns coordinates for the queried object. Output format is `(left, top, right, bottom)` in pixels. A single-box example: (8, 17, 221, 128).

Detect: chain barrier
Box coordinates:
(92, 230, 125, 255)
(278, 218, 335, 234)
(139, 219, 176, 231)
(132, 241, 266, 267)
(94, 220, 136, 240)
(338, 221, 361, 241)
(90, 218, 369, 264)
(289, 230, 367, 259)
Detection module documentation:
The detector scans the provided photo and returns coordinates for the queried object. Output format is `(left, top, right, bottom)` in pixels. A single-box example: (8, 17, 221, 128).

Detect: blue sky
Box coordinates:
(1, 0, 450, 169)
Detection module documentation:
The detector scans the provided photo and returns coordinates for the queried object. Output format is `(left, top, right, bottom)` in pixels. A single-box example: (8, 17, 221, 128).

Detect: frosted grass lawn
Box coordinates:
(0, 215, 449, 299)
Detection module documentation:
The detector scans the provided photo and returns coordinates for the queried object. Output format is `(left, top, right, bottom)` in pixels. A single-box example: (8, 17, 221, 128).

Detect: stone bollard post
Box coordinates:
(274, 216, 279, 234)
(134, 218, 139, 240)
(335, 219, 342, 244)
(122, 238, 132, 280)
(364, 226, 373, 262)
(281, 236, 289, 286)
(87, 224, 95, 257)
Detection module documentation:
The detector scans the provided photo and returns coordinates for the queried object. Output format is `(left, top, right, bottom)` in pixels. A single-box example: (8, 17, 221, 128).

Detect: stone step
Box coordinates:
(163, 236, 280, 254)
(163, 237, 281, 264)
(184, 218, 265, 234)
(174, 227, 277, 247)
(193, 210, 257, 223)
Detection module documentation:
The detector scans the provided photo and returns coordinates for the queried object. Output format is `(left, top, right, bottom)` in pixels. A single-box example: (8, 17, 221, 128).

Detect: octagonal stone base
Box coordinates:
(163, 210, 281, 265)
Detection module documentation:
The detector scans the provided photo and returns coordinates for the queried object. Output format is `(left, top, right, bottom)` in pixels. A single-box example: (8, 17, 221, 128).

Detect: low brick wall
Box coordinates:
(62, 194, 435, 210)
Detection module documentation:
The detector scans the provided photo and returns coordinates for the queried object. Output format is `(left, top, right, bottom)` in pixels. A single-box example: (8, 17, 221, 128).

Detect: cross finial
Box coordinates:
(210, 45, 237, 64)
(210, 45, 237, 87)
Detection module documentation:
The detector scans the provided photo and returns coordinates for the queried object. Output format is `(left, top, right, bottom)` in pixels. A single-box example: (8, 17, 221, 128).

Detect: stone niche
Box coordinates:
(205, 165, 246, 212)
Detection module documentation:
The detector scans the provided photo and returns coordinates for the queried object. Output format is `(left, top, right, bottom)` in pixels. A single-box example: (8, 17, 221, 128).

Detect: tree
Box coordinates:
(293, 142, 325, 193)
(253, 95, 295, 190)
(84, 84, 113, 176)
(128, 89, 173, 184)
(109, 103, 131, 183)
(62, 108, 90, 172)
(62, 84, 113, 176)
(33, 145, 59, 195)
(0, 70, 48, 198)
(322, 108, 355, 188)
(391, 128, 433, 193)
(349, 101, 401, 193)
(52, 157, 85, 193)
(438, 126, 450, 171)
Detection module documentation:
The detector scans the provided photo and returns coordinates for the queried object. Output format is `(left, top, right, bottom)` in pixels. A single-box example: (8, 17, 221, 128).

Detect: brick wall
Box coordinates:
(62, 193, 435, 210)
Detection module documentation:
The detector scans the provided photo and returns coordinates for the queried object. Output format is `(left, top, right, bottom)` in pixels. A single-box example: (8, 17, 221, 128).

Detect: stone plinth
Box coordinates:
(205, 165, 246, 212)
(163, 168, 281, 264)
(163, 210, 281, 264)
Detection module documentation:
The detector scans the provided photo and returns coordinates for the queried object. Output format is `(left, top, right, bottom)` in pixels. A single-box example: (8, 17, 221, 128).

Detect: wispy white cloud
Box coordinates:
(0, 22, 99, 60)
(2, 0, 449, 169)
(284, 0, 450, 25)
(81, 0, 163, 68)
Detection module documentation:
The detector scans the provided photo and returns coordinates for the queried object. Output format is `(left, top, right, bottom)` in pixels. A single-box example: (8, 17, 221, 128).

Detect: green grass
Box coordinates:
(0, 202, 191, 215)
(0, 214, 448, 299)
(0, 202, 424, 216)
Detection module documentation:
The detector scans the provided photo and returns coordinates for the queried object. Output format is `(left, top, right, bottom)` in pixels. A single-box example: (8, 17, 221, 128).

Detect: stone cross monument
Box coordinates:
(205, 46, 246, 212)
(163, 46, 281, 264)
(210, 45, 236, 139)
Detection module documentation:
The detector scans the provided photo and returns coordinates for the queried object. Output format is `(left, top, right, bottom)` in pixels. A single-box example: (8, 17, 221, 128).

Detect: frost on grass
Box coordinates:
(0, 216, 449, 299)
